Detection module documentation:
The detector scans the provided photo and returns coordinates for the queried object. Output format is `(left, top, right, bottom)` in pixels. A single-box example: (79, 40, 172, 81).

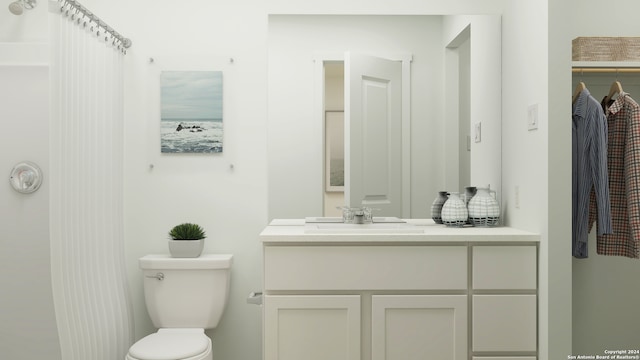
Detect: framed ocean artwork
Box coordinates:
(160, 71, 223, 153)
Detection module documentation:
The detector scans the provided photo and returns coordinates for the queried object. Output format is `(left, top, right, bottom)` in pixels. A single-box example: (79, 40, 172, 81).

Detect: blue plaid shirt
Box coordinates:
(572, 88, 612, 258)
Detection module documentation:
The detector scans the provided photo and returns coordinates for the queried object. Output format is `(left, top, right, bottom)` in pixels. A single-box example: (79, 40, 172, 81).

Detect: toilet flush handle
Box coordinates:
(146, 272, 164, 281)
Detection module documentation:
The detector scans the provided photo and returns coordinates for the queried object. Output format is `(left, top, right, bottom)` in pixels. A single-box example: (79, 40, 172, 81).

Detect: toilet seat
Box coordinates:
(126, 328, 211, 360)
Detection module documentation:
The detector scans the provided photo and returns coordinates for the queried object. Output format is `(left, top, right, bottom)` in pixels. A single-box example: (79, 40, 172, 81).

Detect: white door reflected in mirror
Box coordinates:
(322, 53, 409, 218)
(344, 52, 405, 217)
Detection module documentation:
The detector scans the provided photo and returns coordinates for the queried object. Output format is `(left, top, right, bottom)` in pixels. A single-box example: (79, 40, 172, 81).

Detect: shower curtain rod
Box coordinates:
(57, 0, 132, 50)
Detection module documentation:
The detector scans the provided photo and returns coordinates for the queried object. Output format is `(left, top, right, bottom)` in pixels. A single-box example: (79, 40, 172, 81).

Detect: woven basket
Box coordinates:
(572, 37, 640, 62)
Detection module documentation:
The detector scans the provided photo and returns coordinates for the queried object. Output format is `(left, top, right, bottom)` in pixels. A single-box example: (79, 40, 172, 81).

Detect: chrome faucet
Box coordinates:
(337, 206, 374, 224)
(353, 209, 365, 224)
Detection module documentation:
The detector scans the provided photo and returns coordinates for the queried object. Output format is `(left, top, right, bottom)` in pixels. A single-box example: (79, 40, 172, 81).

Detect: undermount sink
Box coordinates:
(304, 222, 424, 234)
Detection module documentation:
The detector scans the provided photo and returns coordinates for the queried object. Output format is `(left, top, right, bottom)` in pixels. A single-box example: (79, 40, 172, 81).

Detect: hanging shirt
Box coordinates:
(589, 92, 640, 258)
(573, 88, 612, 258)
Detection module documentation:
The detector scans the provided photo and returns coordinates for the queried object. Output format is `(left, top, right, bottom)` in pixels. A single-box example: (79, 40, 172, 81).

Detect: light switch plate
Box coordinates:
(474, 122, 481, 143)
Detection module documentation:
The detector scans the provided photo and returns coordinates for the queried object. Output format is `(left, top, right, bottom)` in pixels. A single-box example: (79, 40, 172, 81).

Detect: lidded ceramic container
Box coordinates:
(463, 186, 477, 224)
(467, 187, 500, 227)
(430, 191, 449, 224)
(441, 192, 468, 227)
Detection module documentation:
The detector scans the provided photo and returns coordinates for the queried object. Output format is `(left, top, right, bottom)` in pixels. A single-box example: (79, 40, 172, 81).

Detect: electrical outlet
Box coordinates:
(474, 122, 481, 143)
(515, 185, 520, 209)
(528, 104, 539, 131)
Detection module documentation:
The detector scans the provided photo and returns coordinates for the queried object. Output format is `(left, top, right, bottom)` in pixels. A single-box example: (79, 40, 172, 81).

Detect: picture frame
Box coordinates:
(325, 111, 345, 192)
(160, 71, 223, 153)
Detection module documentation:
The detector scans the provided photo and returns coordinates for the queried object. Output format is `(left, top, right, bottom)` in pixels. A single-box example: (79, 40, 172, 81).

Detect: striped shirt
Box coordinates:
(589, 92, 640, 258)
(573, 88, 612, 258)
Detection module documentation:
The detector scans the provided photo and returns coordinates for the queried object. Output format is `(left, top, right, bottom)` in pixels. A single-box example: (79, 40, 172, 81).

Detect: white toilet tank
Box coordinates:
(139, 254, 233, 329)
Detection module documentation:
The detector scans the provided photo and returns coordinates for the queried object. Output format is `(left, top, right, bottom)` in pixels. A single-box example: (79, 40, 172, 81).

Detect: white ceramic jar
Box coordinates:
(441, 192, 468, 227)
(430, 191, 449, 224)
(467, 187, 500, 227)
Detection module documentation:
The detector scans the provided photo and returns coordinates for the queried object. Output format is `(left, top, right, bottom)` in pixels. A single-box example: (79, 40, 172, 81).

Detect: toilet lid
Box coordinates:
(128, 329, 210, 360)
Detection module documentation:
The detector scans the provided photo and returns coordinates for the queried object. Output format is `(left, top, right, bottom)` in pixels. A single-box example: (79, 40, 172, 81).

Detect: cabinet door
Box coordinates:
(264, 295, 360, 360)
(473, 295, 537, 352)
(372, 295, 467, 360)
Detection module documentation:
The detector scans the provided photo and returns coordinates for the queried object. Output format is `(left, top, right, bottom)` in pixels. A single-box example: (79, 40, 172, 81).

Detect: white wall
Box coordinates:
(566, 0, 640, 354)
(0, 5, 61, 360)
(0, 63, 60, 360)
(0, 1, 47, 42)
(442, 15, 502, 200)
(458, 36, 471, 190)
(502, 0, 577, 359)
(547, 2, 574, 360)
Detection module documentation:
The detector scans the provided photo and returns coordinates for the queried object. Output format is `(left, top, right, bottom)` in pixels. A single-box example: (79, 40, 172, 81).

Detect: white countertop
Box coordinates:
(261, 219, 540, 244)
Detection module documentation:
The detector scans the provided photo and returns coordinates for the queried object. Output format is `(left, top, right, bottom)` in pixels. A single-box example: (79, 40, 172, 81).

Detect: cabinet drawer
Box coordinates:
(264, 245, 467, 290)
(473, 295, 537, 352)
(473, 246, 536, 290)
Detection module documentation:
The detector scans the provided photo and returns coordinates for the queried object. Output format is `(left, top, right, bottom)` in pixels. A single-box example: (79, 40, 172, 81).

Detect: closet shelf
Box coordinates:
(573, 61, 640, 73)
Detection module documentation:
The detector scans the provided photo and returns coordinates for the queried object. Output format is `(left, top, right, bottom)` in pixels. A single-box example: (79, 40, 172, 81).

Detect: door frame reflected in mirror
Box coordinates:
(317, 53, 412, 218)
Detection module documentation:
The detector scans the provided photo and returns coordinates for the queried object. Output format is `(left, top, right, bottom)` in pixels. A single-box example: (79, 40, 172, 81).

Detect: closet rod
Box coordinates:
(572, 68, 640, 73)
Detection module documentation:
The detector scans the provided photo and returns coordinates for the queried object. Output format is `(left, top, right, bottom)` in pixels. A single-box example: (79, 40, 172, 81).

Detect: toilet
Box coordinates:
(126, 254, 233, 360)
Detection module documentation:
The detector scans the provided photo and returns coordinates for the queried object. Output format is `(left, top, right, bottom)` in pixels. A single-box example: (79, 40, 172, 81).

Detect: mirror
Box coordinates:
(267, 14, 501, 221)
(323, 64, 345, 216)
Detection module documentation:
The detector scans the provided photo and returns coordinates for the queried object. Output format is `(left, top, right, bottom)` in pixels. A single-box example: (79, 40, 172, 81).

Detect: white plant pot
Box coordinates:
(168, 239, 204, 258)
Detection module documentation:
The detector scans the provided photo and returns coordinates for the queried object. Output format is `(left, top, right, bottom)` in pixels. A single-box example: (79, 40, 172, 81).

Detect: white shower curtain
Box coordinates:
(49, 3, 133, 359)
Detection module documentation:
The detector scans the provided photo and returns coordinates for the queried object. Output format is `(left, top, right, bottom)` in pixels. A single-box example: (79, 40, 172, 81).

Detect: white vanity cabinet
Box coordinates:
(260, 220, 539, 360)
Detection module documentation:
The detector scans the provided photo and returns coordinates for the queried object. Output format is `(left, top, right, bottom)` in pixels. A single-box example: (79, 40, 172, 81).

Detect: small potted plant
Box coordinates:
(168, 222, 206, 258)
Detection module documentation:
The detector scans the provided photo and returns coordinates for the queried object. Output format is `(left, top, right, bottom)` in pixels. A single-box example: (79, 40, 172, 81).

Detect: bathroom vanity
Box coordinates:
(260, 219, 539, 360)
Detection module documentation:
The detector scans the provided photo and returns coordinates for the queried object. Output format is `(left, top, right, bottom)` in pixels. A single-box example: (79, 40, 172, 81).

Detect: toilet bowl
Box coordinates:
(125, 254, 232, 360)
(126, 329, 211, 360)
